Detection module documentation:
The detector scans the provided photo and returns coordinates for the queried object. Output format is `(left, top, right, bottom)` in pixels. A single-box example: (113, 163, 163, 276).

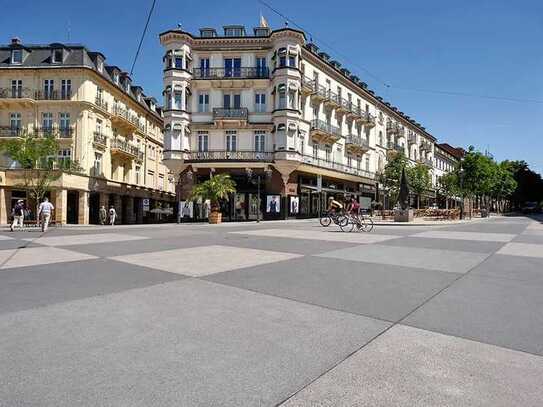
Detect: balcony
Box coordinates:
(93, 132, 108, 148)
(184, 150, 274, 163)
(110, 139, 141, 161)
(192, 67, 269, 80)
(310, 84, 329, 102)
(301, 77, 316, 95)
(0, 126, 23, 138)
(419, 157, 433, 167)
(360, 111, 376, 127)
(34, 90, 72, 101)
(337, 98, 351, 113)
(386, 123, 400, 135)
(0, 87, 34, 107)
(302, 155, 375, 180)
(95, 96, 109, 113)
(420, 141, 433, 152)
(345, 135, 370, 154)
(387, 141, 405, 155)
(111, 104, 145, 133)
(213, 108, 249, 128)
(324, 90, 341, 108)
(310, 119, 342, 144)
(408, 134, 417, 144)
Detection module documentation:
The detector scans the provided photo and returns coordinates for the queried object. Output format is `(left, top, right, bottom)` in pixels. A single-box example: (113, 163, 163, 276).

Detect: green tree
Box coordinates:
(490, 161, 517, 213)
(504, 160, 543, 209)
(407, 163, 431, 209)
(378, 152, 408, 206)
(438, 172, 461, 209)
(190, 173, 236, 210)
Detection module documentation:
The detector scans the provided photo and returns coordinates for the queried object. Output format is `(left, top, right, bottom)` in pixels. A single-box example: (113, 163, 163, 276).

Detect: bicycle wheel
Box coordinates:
(360, 216, 374, 232)
(340, 216, 355, 232)
(319, 213, 332, 227)
(336, 214, 349, 227)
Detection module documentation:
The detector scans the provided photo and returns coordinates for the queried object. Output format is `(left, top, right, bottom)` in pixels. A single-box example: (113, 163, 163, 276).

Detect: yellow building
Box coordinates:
(0, 38, 175, 225)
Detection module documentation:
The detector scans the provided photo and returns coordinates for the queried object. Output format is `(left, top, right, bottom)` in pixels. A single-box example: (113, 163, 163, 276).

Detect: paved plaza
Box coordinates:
(1, 216, 543, 406)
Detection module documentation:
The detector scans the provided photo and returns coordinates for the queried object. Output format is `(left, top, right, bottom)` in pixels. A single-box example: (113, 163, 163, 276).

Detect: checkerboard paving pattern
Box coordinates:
(0, 247, 97, 270)
(411, 230, 516, 242)
(497, 242, 543, 258)
(24, 233, 148, 247)
(230, 228, 399, 244)
(109, 245, 303, 277)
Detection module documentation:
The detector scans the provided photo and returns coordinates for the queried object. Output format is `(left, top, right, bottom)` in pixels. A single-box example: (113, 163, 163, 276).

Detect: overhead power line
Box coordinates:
(257, 0, 543, 105)
(130, 0, 157, 76)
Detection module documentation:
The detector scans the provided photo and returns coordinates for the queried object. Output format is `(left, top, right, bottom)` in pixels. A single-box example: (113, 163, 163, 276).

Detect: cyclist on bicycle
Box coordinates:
(346, 196, 360, 216)
(327, 196, 344, 214)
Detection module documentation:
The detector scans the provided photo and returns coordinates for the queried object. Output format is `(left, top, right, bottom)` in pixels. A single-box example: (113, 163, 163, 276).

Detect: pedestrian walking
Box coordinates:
(108, 206, 117, 225)
(38, 197, 55, 232)
(99, 205, 107, 225)
(10, 200, 25, 232)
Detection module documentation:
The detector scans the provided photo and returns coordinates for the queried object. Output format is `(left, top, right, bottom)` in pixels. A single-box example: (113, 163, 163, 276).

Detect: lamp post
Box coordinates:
(177, 169, 192, 224)
(459, 164, 465, 220)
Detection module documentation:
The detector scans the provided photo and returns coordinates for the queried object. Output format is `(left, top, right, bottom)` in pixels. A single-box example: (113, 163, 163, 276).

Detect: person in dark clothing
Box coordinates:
(10, 200, 25, 232)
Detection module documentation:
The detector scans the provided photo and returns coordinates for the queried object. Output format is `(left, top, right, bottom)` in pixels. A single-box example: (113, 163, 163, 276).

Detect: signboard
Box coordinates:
(316, 175, 322, 192)
(142, 198, 150, 212)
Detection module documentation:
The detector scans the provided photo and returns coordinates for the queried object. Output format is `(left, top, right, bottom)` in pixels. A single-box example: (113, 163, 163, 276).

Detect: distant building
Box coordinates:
(0, 38, 175, 225)
(159, 24, 439, 219)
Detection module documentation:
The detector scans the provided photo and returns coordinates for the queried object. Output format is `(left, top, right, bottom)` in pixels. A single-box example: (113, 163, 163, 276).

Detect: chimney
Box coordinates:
(11, 37, 21, 45)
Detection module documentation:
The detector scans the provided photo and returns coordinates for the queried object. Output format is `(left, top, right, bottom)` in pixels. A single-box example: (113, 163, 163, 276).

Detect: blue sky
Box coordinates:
(2, 0, 542, 172)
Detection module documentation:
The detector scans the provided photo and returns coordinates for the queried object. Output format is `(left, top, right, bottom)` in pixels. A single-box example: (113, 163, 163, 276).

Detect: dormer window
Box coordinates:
(224, 26, 245, 37)
(97, 60, 103, 73)
(113, 72, 119, 84)
(200, 28, 217, 38)
(52, 49, 63, 64)
(11, 49, 22, 64)
(253, 27, 270, 37)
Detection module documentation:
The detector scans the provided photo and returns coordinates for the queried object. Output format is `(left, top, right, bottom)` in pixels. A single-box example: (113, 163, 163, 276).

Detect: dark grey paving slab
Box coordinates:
(0, 279, 389, 407)
(318, 244, 489, 273)
(0, 258, 184, 314)
(437, 221, 527, 235)
(380, 236, 506, 253)
(471, 254, 543, 285)
(281, 325, 543, 407)
(206, 256, 460, 321)
(404, 273, 543, 355)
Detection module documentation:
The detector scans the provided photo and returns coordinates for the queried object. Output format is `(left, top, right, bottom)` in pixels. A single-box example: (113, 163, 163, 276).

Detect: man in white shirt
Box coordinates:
(38, 197, 55, 232)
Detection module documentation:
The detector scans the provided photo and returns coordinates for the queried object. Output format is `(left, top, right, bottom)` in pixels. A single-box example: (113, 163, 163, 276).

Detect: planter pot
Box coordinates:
(208, 211, 222, 224)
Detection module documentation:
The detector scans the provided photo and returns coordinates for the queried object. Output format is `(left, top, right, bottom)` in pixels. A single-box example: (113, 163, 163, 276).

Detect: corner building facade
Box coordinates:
(160, 25, 437, 220)
(0, 39, 175, 225)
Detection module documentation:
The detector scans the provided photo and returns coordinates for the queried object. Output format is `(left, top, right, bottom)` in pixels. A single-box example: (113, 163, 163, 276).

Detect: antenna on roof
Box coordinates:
(67, 20, 71, 42)
(177, 23, 182, 29)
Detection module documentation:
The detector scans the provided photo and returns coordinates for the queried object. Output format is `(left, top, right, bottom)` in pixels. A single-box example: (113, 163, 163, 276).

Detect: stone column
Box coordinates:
(54, 189, 67, 225)
(113, 194, 122, 224)
(136, 198, 144, 224)
(125, 196, 135, 224)
(99, 192, 109, 209)
(78, 191, 89, 225)
(0, 187, 9, 225)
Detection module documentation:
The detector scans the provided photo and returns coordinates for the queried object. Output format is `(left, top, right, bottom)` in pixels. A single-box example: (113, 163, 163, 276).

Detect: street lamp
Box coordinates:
(177, 168, 193, 224)
(459, 164, 465, 220)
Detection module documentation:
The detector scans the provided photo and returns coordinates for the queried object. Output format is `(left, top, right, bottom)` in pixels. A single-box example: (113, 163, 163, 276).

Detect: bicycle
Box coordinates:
(319, 209, 348, 227)
(340, 210, 374, 232)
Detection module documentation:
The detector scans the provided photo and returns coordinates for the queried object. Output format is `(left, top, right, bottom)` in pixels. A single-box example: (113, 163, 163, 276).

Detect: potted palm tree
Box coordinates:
(190, 173, 236, 224)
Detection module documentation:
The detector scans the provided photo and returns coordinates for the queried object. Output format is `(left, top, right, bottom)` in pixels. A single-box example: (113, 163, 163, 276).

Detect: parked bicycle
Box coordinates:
(340, 210, 374, 232)
(319, 209, 348, 227)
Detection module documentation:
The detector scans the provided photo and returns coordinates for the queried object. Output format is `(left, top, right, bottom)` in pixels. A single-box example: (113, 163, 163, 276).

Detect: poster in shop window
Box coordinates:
(266, 195, 280, 214)
(289, 196, 299, 215)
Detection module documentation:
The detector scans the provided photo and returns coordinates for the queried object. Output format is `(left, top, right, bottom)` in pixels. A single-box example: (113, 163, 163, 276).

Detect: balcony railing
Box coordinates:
(34, 90, 72, 100)
(345, 135, 370, 149)
(302, 155, 375, 180)
(185, 150, 274, 162)
(408, 134, 417, 144)
(387, 141, 405, 153)
(213, 108, 249, 121)
(0, 87, 34, 99)
(419, 157, 433, 167)
(386, 123, 400, 134)
(95, 96, 109, 112)
(0, 126, 23, 137)
(310, 119, 342, 139)
(93, 132, 107, 146)
(112, 104, 145, 132)
(111, 139, 140, 158)
(192, 67, 270, 79)
(420, 141, 433, 152)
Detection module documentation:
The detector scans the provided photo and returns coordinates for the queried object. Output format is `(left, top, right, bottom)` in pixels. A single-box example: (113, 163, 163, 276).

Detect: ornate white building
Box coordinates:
(159, 24, 439, 220)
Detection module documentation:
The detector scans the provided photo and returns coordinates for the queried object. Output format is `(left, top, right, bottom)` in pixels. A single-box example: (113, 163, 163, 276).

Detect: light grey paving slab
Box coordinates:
(497, 242, 543, 258)
(281, 325, 543, 407)
(522, 229, 543, 236)
(380, 236, 505, 253)
(0, 279, 389, 407)
(404, 273, 543, 355)
(0, 235, 13, 240)
(206, 256, 460, 322)
(110, 245, 303, 276)
(513, 233, 543, 245)
(318, 244, 488, 274)
(0, 247, 97, 270)
(0, 258, 185, 314)
(412, 230, 516, 242)
(24, 233, 148, 247)
(527, 222, 543, 231)
(231, 228, 399, 244)
(471, 254, 543, 285)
